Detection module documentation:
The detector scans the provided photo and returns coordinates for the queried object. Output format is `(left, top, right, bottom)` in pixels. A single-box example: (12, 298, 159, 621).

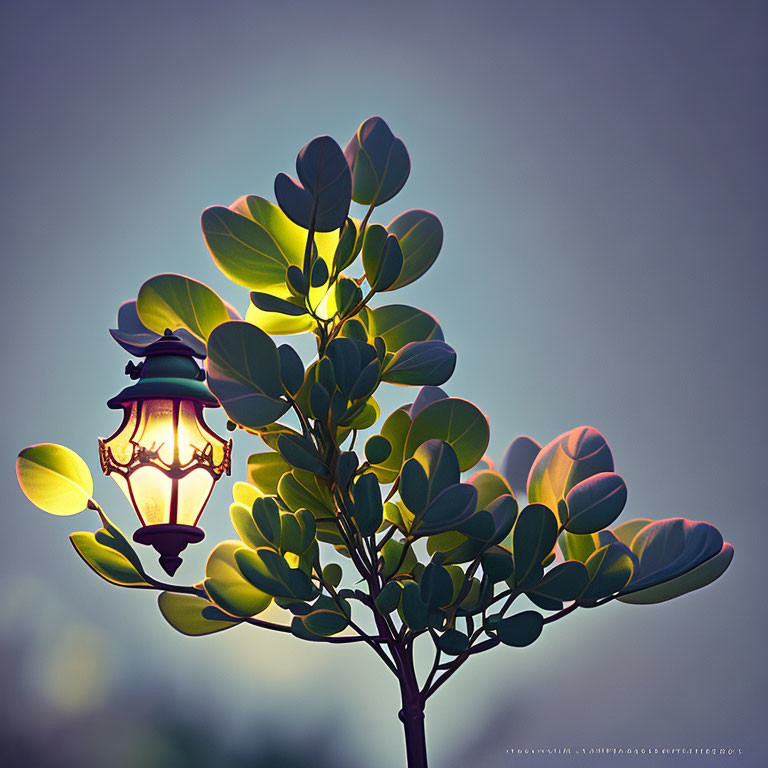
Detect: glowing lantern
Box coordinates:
(99, 330, 231, 575)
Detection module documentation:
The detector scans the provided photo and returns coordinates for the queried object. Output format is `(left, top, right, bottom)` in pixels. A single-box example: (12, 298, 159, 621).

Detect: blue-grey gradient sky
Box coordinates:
(1, 1, 766, 766)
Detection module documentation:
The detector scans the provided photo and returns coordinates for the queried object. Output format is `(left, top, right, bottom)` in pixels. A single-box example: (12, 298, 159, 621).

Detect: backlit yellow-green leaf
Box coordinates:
(17, 443, 93, 516)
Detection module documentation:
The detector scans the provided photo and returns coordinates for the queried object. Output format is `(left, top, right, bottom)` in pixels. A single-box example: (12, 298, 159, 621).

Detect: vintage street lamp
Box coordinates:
(99, 329, 231, 575)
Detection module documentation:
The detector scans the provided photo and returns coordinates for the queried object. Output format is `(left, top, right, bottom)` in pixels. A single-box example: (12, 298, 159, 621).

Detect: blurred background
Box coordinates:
(1, 1, 766, 765)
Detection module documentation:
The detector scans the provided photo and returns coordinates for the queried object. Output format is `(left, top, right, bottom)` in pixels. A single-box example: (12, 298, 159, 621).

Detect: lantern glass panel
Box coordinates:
(99, 397, 230, 528)
(176, 467, 215, 526)
(129, 465, 173, 525)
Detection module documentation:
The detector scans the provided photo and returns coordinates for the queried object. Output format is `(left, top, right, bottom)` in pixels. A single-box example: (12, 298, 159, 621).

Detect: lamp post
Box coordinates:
(99, 329, 231, 576)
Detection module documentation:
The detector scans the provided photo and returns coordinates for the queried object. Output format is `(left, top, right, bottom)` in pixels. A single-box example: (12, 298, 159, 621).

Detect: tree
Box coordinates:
(15, 117, 733, 768)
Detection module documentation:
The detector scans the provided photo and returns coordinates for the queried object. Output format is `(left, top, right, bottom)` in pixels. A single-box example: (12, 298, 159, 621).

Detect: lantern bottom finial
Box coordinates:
(133, 524, 205, 576)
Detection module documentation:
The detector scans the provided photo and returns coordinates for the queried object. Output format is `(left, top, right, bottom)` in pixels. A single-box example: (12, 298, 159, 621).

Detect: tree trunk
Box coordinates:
(397, 648, 428, 768)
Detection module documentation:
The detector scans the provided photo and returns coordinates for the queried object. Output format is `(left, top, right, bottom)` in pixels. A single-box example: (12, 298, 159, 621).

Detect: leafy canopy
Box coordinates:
(16, 117, 733, 732)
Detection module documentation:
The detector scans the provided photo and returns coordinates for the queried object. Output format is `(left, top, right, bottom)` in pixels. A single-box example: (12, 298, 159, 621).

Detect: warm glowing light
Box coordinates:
(99, 398, 230, 528)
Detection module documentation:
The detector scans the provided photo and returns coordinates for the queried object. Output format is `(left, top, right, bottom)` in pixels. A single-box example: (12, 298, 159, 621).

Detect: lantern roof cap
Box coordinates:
(107, 329, 219, 409)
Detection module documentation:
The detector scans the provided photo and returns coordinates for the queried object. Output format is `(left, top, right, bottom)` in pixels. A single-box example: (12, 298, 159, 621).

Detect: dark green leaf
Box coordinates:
(236, 546, 315, 600)
(581, 543, 635, 601)
(310, 257, 329, 287)
(344, 117, 410, 206)
(420, 563, 454, 608)
(250, 290, 308, 317)
(206, 321, 289, 429)
(365, 434, 392, 465)
(399, 581, 429, 631)
(497, 610, 544, 647)
(277, 344, 304, 396)
(499, 436, 542, 495)
(274, 136, 352, 232)
(286, 264, 308, 296)
(351, 472, 383, 536)
(291, 595, 350, 638)
(529, 560, 589, 602)
(335, 276, 363, 316)
(564, 472, 628, 535)
(481, 546, 514, 582)
(280, 508, 316, 555)
(387, 209, 443, 289)
(382, 340, 456, 386)
(277, 433, 327, 477)
(511, 504, 558, 588)
(334, 218, 359, 273)
(435, 628, 469, 655)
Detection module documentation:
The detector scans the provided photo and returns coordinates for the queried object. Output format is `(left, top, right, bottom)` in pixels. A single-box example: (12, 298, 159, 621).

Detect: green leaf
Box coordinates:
(250, 497, 282, 548)
(158, 592, 241, 636)
(334, 218, 359, 273)
(613, 518, 653, 547)
(435, 628, 469, 655)
(335, 276, 363, 316)
(527, 426, 614, 525)
(274, 135, 352, 232)
(370, 407, 412, 484)
(322, 563, 343, 588)
(277, 344, 304, 396)
(381, 539, 417, 579)
(202, 196, 322, 290)
(137, 273, 230, 341)
(481, 546, 515, 582)
(622, 519, 726, 593)
(344, 117, 410, 206)
(278, 469, 334, 517)
(230, 502, 272, 549)
(286, 264, 308, 296)
(399, 581, 429, 631)
(363, 227, 404, 291)
(365, 434, 392, 465)
(387, 209, 443, 289)
(558, 530, 598, 563)
(351, 472, 383, 536)
(17, 443, 93, 516)
(203, 541, 273, 617)
(618, 543, 733, 605)
(250, 291, 307, 316)
(497, 611, 544, 647)
(235, 546, 314, 600)
(529, 560, 589, 602)
(310, 257, 329, 288)
(381, 340, 456, 387)
(246, 452, 291, 495)
(400, 439, 460, 515)
(375, 581, 403, 614)
(420, 563, 454, 608)
(511, 504, 558, 588)
(280, 508, 316, 555)
(291, 595, 350, 638)
(383, 500, 415, 534)
(564, 472, 628, 535)
(499, 436, 542, 495)
(405, 398, 489, 472)
(70, 520, 151, 588)
(206, 321, 289, 429)
(232, 480, 262, 508)
(581, 543, 635, 602)
(277, 433, 327, 477)
(368, 304, 444, 353)
(469, 471, 514, 511)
